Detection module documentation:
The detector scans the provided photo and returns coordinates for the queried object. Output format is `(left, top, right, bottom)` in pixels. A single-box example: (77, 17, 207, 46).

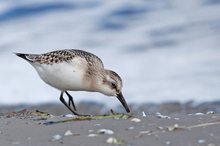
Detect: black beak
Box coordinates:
(116, 92, 130, 113)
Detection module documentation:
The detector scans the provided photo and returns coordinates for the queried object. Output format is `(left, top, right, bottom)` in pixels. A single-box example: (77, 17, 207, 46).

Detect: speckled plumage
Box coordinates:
(23, 49, 104, 67)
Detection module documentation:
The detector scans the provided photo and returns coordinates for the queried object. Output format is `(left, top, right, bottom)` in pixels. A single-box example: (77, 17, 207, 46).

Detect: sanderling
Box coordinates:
(15, 49, 130, 115)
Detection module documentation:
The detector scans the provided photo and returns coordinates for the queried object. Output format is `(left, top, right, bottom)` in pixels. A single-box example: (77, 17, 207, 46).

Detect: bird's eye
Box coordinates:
(111, 83, 116, 88)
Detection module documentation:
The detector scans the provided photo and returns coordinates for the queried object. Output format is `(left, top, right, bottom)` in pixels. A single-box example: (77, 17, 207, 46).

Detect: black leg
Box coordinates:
(59, 91, 80, 116)
(65, 91, 77, 111)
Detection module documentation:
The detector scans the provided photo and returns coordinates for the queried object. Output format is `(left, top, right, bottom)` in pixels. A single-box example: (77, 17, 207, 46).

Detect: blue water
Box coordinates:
(0, 0, 220, 105)
(0, 3, 74, 22)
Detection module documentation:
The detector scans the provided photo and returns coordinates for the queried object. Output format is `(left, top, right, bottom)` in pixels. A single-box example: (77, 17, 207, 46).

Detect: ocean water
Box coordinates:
(0, 0, 220, 105)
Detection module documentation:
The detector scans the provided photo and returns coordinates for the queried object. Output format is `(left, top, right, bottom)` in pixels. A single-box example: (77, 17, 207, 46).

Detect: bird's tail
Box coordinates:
(14, 52, 34, 62)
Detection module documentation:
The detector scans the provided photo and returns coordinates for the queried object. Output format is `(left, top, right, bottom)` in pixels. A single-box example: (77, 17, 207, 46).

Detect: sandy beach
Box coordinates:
(0, 105, 220, 146)
(0, 1, 219, 146)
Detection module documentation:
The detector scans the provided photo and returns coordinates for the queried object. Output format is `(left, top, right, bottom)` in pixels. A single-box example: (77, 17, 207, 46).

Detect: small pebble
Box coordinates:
(131, 118, 141, 122)
(139, 130, 152, 134)
(206, 111, 215, 114)
(63, 114, 75, 118)
(106, 137, 117, 144)
(157, 126, 164, 130)
(88, 134, 98, 137)
(156, 114, 171, 119)
(52, 134, 62, 141)
(142, 111, 147, 117)
(197, 139, 206, 144)
(195, 113, 204, 115)
(167, 124, 181, 131)
(174, 117, 180, 120)
(156, 113, 171, 119)
(128, 126, 135, 130)
(64, 130, 73, 136)
(97, 129, 114, 135)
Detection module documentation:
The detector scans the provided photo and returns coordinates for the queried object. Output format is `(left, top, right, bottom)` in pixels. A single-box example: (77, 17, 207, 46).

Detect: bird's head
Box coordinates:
(98, 70, 130, 113)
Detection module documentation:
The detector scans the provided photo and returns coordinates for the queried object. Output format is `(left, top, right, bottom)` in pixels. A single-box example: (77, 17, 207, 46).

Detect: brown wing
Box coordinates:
(19, 49, 104, 67)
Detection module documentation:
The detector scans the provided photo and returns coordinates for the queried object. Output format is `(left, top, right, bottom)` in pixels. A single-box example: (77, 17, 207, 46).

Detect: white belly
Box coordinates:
(33, 61, 88, 91)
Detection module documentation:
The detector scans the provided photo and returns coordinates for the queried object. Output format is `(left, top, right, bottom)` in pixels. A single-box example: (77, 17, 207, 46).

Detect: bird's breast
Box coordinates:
(33, 59, 91, 91)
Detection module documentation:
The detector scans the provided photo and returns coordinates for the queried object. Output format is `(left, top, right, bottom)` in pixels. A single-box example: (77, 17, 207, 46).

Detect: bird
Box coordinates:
(15, 49, 130, 115)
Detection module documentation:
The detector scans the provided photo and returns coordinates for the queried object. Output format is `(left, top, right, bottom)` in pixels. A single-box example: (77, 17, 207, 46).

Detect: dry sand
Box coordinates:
(0, 109, 220, 146)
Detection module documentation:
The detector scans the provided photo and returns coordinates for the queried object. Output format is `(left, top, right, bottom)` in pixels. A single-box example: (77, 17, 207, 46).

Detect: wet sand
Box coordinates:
(0, 108, 219, 146)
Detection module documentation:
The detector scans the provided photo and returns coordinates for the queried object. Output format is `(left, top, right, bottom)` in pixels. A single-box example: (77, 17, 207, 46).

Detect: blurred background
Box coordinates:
(0, 0, 220, 114)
